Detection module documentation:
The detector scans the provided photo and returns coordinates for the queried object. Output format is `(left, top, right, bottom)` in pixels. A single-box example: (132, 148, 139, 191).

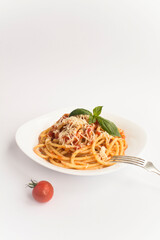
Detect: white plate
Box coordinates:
(15, 108, 147, 176)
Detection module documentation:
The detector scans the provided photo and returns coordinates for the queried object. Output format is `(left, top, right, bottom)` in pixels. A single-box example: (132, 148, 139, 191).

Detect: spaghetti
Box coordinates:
(34, 114, 127, 170)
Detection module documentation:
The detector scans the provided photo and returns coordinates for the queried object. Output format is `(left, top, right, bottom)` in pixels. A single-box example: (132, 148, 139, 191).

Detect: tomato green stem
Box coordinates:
(27, 179, 38, 188)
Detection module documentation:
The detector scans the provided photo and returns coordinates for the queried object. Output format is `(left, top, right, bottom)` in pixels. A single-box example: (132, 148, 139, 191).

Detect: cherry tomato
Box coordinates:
(28, 180, 54, 203)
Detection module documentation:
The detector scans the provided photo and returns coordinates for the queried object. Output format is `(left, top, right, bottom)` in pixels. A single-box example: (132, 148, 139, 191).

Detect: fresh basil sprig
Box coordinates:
(97, 116, 121, 137)
(93, 106, 103, 117)
(69, 108, 92, 117)
(69, 106, 121, 137)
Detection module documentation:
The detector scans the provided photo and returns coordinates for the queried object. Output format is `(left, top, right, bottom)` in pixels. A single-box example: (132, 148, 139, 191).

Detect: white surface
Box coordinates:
(1, 0, 160, 239)
(16, 108, 147, 176)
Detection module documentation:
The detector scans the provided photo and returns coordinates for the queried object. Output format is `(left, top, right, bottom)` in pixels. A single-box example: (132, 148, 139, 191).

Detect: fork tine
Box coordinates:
(112, 155, 145, 161)
(110, 155, 145, 167)
(111, 159, 144, 167)
(112, 156, 145, 164)
(124, 156, 145, 164)
(112, 155, 145, 163)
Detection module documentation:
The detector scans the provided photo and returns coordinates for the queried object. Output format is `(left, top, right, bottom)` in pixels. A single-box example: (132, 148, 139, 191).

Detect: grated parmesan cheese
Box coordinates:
(50, 114, 95, 147)
(100, 146, 108, 161)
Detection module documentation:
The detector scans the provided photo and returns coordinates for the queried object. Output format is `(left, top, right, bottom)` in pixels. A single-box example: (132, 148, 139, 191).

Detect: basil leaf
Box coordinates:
(92, 116, 96, 123)
(93, 106, 103, 117)
(97, 116, 121, 137)
(88, 115, 97, 124)
(69, 108, 92, 117)
(88, 115, 93, 124)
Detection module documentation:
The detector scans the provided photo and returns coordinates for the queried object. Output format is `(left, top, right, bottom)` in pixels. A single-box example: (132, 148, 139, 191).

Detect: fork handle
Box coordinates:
(145, 162, 160, 176)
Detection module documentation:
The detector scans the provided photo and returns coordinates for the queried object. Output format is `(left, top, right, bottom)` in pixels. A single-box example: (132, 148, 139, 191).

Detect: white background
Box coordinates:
(1, 0, 160, 239)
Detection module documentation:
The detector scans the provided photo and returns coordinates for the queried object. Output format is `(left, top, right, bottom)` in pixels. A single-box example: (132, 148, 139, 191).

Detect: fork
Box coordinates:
(111, 156, 160, 176)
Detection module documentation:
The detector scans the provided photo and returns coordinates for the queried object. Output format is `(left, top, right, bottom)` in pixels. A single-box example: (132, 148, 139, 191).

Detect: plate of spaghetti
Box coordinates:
(16, 107, 147, 176)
